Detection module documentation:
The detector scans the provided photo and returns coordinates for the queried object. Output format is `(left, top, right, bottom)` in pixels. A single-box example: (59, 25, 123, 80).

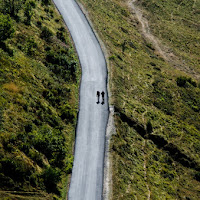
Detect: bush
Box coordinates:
(42, 167, 61, 194)
(0, 13, 15, 41)
(31, 125, 67, 167)
(0, 42, 14, 56)
(46, 50, 69, 66)
(147, 120, 153, 133)
(176, 76, 187, 87)
(37, 20, 42, 27)
(1, 0, 22, 17)
(0, 173, 15, 188)
(25, 37, 37, 56)
(194, 172, 200, 182)
(45, 49, 78, 81)
(187, 77, 197, 87)
(30, 1, 36, 8)
(176, 76, 197, 87)
(41, 0, 51, 6)
(60, 103, 75, 122)
(40, 26, 53, 41)
(58, 27, 65, 32)
(44, 8, 49, 13)
(24, 2, 34, 25)
(1, 158, 31, 182)
(56, 31, 66, 43)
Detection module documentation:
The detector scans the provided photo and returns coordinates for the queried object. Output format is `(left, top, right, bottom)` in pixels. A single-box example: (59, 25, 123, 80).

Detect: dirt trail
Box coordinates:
(128, 0, 200, 79)
(129, 0, 168, 60)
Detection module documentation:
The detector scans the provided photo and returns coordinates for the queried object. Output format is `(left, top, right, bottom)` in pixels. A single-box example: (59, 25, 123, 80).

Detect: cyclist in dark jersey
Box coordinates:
(96, 91, 100, 104)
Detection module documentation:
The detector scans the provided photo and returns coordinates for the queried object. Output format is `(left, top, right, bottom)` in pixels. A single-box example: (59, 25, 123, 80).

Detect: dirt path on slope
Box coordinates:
(128, 0, 200, 80)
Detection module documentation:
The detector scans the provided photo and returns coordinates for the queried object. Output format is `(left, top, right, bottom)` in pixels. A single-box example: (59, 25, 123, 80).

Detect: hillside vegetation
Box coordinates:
(78, 0, 200, 199)
(0, 0, 80, 199)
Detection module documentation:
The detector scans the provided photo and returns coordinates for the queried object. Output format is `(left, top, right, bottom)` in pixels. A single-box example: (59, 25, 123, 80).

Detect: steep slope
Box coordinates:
(77, 0, 200, 199)
(0, 0, 80, 199)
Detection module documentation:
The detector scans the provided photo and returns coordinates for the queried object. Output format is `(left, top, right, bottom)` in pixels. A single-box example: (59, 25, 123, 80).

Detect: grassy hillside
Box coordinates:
(137, 0, 200, 76)
(78, 0, 200, 199)
(0, 0, 80, 199)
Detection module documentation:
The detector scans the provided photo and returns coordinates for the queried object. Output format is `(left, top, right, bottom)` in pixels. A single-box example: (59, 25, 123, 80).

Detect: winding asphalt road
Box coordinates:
(53, 0, 109, 199)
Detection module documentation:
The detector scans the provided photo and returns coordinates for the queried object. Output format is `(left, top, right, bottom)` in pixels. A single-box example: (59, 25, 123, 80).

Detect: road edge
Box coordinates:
(52, 0, 113, 198)
(76, 1, 115, 199)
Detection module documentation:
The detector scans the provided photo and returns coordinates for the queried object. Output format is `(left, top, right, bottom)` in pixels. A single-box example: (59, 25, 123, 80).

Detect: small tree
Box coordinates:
(0, 13, 15, 41)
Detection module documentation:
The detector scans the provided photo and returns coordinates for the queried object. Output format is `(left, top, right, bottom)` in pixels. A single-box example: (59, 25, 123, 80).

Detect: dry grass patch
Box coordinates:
(3, 82, 20, 93)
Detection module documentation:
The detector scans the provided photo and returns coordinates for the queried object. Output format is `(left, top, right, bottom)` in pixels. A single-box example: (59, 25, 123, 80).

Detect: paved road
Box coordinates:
(53, 0, 109, 199)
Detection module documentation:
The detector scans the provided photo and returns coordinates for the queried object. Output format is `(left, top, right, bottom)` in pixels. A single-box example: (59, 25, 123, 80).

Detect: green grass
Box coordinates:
(138, 0, 200, 74)
(0, 0, 80, 199)
(78, 0, 200, 199)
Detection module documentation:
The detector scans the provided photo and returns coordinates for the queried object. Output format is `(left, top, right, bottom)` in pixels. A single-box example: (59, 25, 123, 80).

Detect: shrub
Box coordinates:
(24, 2, 34, 25)
(147, 120, 153, 133)
(50, 10, 54, 18)
(58, 27, 65, 32)
(42, 167, 61, 194)
(1, 158, 31, 182)
(37, 20, 42, 27)
(45, 46, 51, 51)
(25, 37, 37, 56)
(46, 50, 68, 66)
(31, 125, 67, 167)
(176, 76, 197, 87)
(56, 31, 66, 43)
(0, 13, 15, 41)
(194, 172, 200, 182)
(65, 155, 73, 174)
(40, 26, 53, 42)
(60, 103, 75, 122)
(41, 0, 51, 6)
(176, 76, 187, 87)
(45, 49, 77, 81)
(25, 124, 33, 133)
(1, 0, 22, 17)
(0, 42, 14, 56)
(44, 8, 49, 13)
(187, 77, 197, 87)
(30, 1, 36, 8)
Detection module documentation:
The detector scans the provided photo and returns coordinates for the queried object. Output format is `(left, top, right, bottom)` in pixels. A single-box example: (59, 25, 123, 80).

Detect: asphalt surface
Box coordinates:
(53, 0, 109, 199)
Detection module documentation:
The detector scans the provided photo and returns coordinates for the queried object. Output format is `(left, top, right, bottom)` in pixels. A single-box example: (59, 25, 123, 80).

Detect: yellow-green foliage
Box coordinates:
(0, 0, 80, 199)
(79, 0, 200, 199)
